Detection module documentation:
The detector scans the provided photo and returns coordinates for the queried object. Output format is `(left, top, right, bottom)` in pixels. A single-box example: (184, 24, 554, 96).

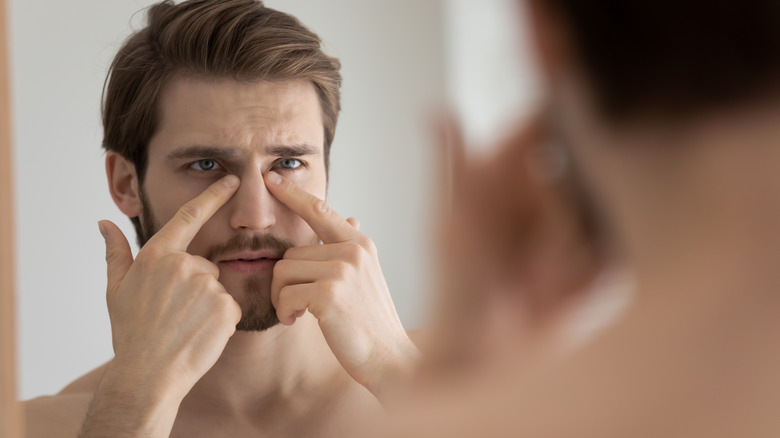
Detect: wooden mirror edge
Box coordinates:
(1, 0, 23, 435)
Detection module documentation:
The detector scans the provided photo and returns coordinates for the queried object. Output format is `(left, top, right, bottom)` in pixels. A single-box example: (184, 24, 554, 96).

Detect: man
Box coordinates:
(24, 1, 418, 436)
(387, 0, 780, 436)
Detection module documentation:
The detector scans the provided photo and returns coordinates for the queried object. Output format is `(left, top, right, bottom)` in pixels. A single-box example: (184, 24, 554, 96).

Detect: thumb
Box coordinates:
(98, 220, 133, 294)
(346, 217, 360, 231)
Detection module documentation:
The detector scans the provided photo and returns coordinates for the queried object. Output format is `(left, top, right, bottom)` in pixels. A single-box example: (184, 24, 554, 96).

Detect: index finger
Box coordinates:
(148, 175, 240, 250)
(264, 172, 357, 244)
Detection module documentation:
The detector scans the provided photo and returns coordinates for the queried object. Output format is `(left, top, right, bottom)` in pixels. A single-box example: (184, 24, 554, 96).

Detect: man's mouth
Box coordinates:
(235, 257, 277, 262)
(217, 251, 282, 274)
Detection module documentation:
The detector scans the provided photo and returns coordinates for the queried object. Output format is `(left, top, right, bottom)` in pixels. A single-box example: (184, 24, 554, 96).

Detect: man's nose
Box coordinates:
(228, 170, 277, 231)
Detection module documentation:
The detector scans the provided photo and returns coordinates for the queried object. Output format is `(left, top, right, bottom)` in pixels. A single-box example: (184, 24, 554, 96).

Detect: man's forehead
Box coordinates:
(161, 75, 319, 110)
(150, 75, 325, 157)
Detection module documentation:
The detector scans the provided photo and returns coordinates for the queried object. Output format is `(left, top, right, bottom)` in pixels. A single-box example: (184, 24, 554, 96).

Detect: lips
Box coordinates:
(215, 250, 282, 264)
(219, 258, 279, 275)
(234, 256, 277, 262)
(215, 250, 282, 274)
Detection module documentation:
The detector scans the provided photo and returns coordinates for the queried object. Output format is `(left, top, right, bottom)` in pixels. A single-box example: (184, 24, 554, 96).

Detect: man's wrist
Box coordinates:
(366, 340, 421, 407)
(78, 359, 184, 438)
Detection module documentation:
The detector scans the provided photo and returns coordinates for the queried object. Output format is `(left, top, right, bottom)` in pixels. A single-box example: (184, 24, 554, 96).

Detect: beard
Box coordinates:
(137, 189, 297, 332)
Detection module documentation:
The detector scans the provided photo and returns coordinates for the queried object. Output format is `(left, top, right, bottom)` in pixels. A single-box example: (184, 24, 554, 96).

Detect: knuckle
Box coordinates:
(358, 236, 377, 254)
(214, 293, 235, 311)
(202, 272, 221, 288)
(342, 242, 364, 264)
(331, 260, 351, 278)
(193, 255, 219, 276)
(312, 199, 331, 218)
(167, 253, 193, 272)
(276, 286, 291, 306)
(273, 259, 289, 274)
(282, 247, 298, 259)
(320, 279, 339, 301)
(213, 294, 240, 322)
(177, 202, 202, 226)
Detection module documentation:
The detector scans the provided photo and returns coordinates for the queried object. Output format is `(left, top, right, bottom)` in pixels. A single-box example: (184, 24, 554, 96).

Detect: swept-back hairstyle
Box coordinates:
(102, 0, 342, 238)
(543, 0, 780, 122)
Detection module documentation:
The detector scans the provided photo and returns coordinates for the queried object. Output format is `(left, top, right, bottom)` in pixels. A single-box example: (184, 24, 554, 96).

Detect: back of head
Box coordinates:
(102, 0, 341, 239)
(542, 0, 780, 123)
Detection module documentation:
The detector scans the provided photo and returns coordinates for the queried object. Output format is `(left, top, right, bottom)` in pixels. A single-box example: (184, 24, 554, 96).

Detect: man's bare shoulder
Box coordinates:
(406, 329, 428, 351)
(405, 329, 424, 343)
(58, 361, 110, 394)
(24, 361, 110, 438)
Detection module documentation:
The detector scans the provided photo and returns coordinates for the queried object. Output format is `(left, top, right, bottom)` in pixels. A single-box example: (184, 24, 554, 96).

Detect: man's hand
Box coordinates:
(265, 171, 419, 402)
(80, 175, 242, 438)
(425, 114, 603, 374)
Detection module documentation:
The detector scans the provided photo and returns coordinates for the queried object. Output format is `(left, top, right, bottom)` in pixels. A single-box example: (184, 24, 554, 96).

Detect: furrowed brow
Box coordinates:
(166, 145, 241, 161)
(266, 144, 321, 157)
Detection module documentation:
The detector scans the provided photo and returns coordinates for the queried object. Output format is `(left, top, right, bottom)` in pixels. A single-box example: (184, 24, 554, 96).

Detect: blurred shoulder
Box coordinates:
(23, 361, 110, 438)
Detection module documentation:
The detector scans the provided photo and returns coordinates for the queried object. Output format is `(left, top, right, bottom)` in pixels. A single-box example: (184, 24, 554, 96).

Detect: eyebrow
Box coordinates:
(266, 144, 321, 157)
(166, 146, 240, 161)
(166, 144, 321, 161)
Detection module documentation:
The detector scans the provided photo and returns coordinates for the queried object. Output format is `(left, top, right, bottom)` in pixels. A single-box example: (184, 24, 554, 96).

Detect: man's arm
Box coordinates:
(264, 171, 421, 405)
(78, 175, 242, 438)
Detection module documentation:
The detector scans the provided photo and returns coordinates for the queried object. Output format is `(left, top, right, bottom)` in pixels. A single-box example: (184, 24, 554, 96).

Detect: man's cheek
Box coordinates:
(287, 215, 320, 245)
(292, 168, 328, 198)
(185, 216, 224, 255)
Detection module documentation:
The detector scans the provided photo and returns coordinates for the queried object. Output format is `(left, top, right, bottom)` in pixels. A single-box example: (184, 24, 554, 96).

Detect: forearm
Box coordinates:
(365, 338, 422, 408)
(78, 361, 182, 438)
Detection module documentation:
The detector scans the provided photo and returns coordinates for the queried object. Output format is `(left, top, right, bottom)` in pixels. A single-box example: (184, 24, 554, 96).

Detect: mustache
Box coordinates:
(204, 233, 294, 262)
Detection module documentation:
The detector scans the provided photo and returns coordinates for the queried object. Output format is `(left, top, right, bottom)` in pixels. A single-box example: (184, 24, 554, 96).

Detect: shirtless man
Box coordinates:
(387, 0, 780, 436)
(24, 1, 418, 436)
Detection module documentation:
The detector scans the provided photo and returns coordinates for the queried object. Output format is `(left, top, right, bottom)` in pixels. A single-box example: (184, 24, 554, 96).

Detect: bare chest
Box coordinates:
(170, 389, 380, 438)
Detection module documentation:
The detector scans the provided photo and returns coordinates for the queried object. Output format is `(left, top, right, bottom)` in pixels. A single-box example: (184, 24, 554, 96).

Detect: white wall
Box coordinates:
(11, 0, 444, 400)
(445, 0, 540, 148)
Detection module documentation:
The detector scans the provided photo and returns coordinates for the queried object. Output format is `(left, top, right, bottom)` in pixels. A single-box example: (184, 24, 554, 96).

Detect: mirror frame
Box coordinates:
(1, 0, 22, 435)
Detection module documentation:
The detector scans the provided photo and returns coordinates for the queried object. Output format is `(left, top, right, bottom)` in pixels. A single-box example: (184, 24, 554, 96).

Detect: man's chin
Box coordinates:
(234, 313, 280, 332)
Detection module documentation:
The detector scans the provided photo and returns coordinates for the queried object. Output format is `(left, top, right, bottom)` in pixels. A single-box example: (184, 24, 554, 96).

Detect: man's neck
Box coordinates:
(619, 106, 780, 308)
(180, 313, 343, 415)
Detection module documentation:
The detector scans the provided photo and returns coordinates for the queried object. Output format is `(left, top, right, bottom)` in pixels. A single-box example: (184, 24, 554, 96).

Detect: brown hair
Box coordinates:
(543, 0, 780, 123)
(102, 0, 342, 240)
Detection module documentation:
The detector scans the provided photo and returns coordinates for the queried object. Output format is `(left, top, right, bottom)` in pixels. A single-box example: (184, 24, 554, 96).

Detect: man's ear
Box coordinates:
(526, 0, 571, 85)
(106, 151, 142, 217)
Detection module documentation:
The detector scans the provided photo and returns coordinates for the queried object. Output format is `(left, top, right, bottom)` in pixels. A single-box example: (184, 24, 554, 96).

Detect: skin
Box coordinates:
(370, 0, 780, 436)
(420, 113, 619, 380)
(24, 77, 418, 438)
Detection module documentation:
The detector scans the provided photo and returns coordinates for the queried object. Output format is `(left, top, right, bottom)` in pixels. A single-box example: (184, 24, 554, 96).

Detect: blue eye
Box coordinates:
(190, 159, 221, 171)
(278, 158, 302, 170)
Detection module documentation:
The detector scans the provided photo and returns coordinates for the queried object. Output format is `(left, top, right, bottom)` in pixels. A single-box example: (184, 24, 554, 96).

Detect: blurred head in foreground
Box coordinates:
(532, 0, 780, 263)
(426, 0, 780, 380)
(405, 2, 780, 436)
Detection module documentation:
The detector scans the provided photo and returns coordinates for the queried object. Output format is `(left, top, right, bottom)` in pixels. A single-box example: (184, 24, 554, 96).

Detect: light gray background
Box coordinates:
(10, 0, 537, 399)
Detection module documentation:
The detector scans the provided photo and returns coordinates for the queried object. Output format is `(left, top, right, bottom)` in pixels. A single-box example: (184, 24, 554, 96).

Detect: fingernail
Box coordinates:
(222, 175, 239, 187)
(97, 221, 108, 239)
(267, 171, 282, 185)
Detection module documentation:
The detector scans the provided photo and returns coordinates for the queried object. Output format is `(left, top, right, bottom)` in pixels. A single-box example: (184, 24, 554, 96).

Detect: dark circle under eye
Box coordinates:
(279, 159, 302, 169)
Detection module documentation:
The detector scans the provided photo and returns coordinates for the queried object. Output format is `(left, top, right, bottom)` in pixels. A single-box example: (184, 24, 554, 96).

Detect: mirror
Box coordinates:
(2, 0, 21, 434)
(10, 0, 533, 402)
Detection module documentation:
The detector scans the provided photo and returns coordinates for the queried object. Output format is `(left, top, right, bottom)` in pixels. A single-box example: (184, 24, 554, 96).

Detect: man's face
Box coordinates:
(140, 76, 327, 331)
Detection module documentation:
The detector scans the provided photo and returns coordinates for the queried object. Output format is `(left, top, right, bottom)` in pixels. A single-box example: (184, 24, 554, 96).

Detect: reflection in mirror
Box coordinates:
(11, 0, 569, 432)
(12, 0, 448, 402)
(9, 0, 639, 437)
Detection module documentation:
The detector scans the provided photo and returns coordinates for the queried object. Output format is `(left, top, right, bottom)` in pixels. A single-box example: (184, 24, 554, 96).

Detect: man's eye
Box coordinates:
(189, 159, 221, 171)
(277, 158, 303, 170)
